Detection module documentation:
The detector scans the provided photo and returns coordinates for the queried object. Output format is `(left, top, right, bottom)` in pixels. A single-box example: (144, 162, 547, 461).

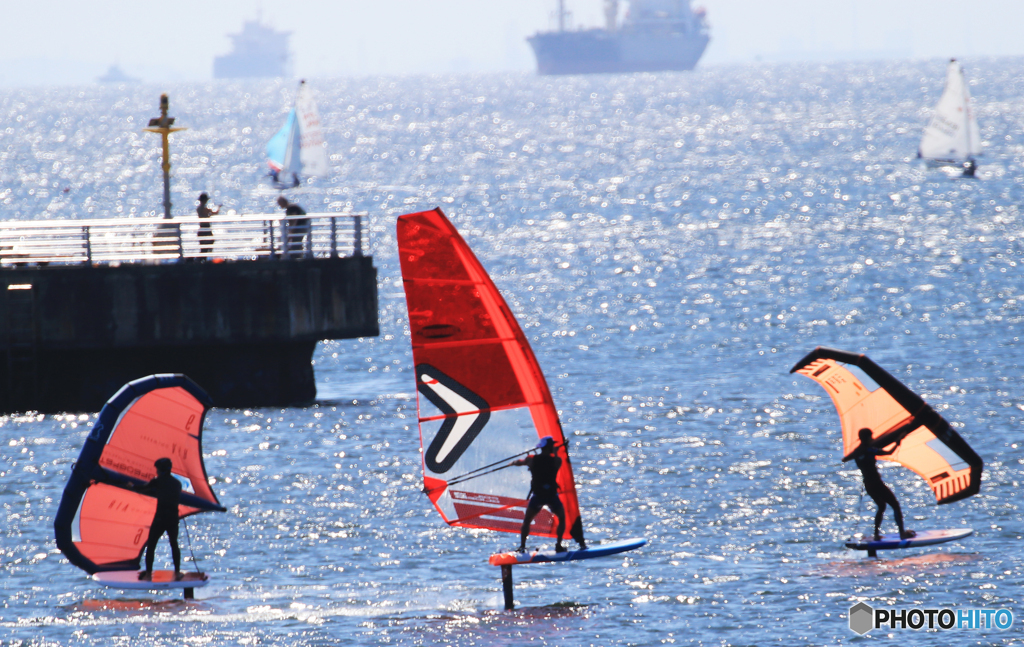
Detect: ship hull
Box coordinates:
(528, 28, 708, 75)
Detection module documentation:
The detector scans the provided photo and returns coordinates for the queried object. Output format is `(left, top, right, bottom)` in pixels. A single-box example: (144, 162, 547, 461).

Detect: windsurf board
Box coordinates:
(846, 528, 972, 552)
(489, 537, 646, 566)
(91, 570, 210, 590)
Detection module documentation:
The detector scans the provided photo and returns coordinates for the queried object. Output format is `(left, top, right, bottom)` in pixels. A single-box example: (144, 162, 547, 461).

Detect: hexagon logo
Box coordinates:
(849, 602, 874, 635)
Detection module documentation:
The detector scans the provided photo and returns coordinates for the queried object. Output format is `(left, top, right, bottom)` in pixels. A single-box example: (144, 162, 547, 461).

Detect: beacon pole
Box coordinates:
(144, 94, 186, 220)
(143, 94, 187, 259)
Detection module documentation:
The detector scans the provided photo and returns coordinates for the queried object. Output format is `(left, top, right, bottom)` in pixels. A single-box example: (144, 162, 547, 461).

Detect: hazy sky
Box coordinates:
(2, 0, 1023, 85)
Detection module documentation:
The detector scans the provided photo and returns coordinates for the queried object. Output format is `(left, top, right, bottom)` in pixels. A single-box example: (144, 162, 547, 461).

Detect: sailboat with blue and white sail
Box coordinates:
(918, 59, 981, 176)
(266, 80, 329, 188)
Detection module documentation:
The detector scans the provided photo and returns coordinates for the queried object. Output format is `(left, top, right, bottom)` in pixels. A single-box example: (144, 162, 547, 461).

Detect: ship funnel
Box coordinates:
(605, 0, 619, 30)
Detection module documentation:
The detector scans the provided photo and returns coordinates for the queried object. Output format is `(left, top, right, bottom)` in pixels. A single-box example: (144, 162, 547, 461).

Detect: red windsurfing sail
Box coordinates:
(55, 375, 225, 574)
(791, 347, 982, 504)
(397, 208, 584, 542)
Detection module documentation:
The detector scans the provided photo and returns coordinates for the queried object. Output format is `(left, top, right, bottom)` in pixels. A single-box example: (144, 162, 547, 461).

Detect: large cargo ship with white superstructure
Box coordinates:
(528, 0, 709, 75)
(214, 19, 292, 79)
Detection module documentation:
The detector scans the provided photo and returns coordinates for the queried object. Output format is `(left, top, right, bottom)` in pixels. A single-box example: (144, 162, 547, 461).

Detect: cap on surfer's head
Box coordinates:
(536, 436, 555, 451)
(858, 428, 872, 442)
(155, 457, 172, 473)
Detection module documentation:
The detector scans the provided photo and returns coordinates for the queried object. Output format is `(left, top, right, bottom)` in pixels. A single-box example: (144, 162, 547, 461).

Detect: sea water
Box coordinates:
(2, 59, 1024, 645)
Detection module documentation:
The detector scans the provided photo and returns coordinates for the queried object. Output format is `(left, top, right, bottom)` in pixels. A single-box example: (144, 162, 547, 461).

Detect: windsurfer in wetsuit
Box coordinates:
(513, 436, 586, 554)
(135, 457, 183, 581)
(854, 428, 916, 541)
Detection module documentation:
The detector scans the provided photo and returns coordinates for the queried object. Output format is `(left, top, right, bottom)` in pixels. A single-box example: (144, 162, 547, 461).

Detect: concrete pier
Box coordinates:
(1, 213, 378, 413)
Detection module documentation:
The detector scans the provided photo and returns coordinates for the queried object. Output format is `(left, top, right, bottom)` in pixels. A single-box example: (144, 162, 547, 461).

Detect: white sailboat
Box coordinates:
(266, 80, 329, 188)
(918, 59, 981, 176)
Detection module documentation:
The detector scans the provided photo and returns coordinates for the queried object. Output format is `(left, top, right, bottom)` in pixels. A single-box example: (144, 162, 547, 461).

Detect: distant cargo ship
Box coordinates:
(528, 0, 709, 75)
(214, 20, 292, 79)
(97, 65, 139, 84)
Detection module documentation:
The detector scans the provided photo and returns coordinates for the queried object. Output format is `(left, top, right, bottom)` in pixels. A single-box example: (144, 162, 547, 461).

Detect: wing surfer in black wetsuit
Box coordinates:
(513, 436, 586, 554)
(854, 428, 916, 541)
(135, 457, 184, 581)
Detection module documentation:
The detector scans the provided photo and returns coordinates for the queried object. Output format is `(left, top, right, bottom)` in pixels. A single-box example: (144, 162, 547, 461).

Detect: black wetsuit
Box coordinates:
(518, 449, 587, 550)
(199, 205, 218, 259)
(518, 450, 566, 550)
(197, 204, 215, 256)
(526, 452, 564, 515)
(855, 448, 904, 536)
(139, 472, 182, 572)
(284, 204, 309, 256)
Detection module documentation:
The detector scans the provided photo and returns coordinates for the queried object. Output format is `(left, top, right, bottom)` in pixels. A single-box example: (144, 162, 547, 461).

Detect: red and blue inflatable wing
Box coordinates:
(54, 374, 225, 574)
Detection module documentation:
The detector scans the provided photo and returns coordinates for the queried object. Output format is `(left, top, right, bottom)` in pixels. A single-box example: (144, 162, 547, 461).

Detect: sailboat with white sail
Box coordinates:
(918, 59, 981, 176)
(266, 80, 329, 188)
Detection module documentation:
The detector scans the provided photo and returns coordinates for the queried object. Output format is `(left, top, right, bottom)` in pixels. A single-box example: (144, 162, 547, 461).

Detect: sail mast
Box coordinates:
(960, 60, 973, 161)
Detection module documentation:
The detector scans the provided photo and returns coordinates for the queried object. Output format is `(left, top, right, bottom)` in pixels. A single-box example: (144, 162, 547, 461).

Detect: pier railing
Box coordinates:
(0, 213, 366, 266)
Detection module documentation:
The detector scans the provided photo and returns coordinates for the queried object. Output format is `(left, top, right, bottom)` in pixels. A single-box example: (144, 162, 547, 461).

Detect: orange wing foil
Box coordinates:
(791, 347, 982, 504)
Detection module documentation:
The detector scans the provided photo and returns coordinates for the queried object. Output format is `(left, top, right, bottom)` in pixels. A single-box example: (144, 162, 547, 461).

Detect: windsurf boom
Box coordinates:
(54, 374, 225, 575)
(397, 208, 584, 544)
(791, 347, 982, 504)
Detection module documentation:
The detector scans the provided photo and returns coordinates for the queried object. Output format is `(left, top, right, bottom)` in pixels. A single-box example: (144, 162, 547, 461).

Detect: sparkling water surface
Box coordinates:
(3, 59, 1024, 645)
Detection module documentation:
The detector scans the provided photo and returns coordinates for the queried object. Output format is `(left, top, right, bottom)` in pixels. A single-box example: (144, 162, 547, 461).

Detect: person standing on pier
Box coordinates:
(196, 193, 220, 259)
(277, 196, 309, 258)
